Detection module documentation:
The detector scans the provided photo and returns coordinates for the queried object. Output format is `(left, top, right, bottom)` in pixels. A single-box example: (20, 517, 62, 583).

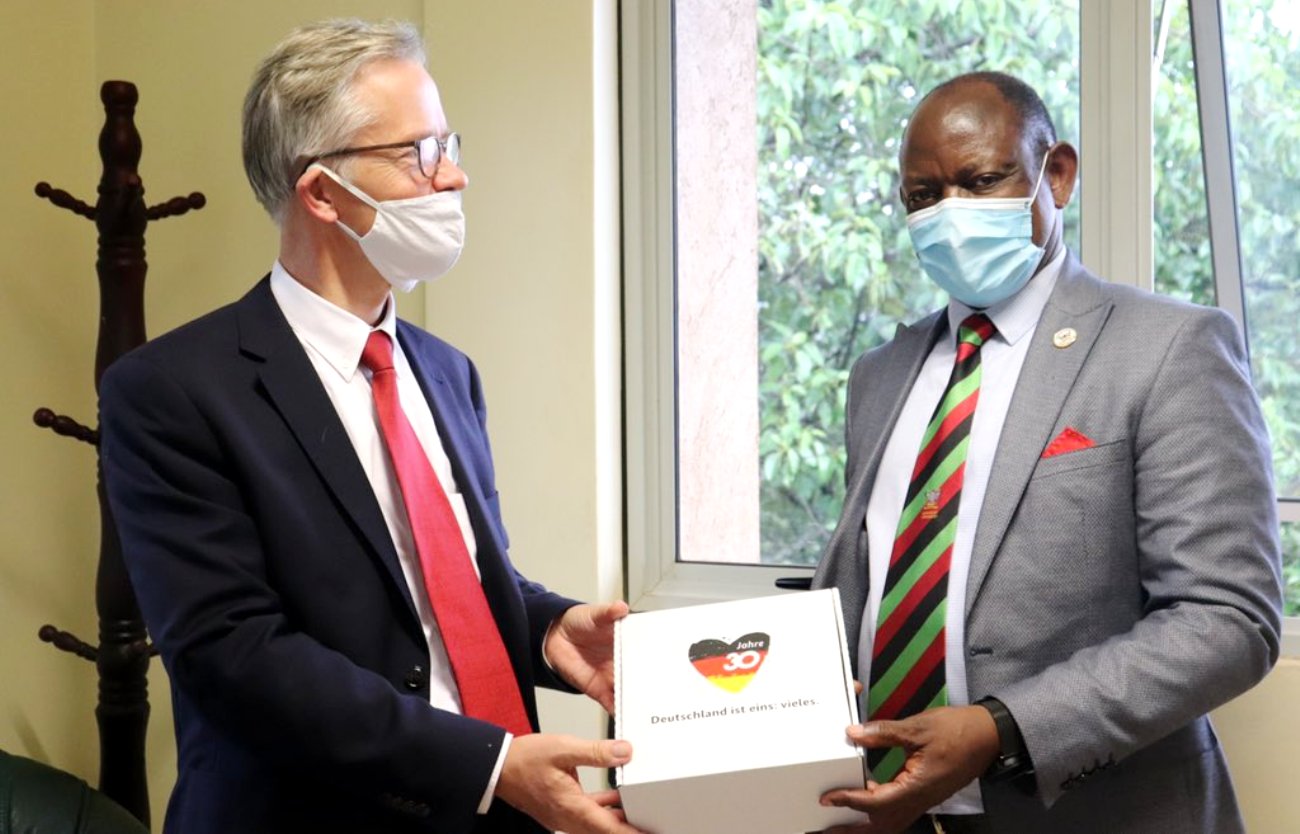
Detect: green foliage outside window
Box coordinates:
(755, 0, 1299, 616)
(755, 0, 1078, 564)
(1154, 0, 1299, 615)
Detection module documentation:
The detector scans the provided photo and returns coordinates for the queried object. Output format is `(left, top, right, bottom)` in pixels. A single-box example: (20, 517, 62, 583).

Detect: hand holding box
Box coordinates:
(615, 589, 867, 834)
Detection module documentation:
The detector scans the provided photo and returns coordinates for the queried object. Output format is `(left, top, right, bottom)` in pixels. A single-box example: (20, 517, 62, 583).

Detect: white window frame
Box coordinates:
(621, 0, 1299, 654)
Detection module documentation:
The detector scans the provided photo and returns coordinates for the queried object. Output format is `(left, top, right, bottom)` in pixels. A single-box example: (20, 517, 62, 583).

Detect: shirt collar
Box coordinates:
(945, 247, 1066, 348)
(269, 261, 397, 381)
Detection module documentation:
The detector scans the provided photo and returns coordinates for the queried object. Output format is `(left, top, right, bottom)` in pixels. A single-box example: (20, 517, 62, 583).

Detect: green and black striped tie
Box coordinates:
(867, 313, 995, 781)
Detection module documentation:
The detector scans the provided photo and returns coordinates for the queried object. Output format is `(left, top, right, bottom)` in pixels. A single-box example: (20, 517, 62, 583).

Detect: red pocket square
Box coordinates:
(1042, 427, 1096, 459)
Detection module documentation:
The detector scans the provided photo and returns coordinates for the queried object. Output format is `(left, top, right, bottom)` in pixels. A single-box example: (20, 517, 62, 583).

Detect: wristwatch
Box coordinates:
(976, 697, 1034, 783)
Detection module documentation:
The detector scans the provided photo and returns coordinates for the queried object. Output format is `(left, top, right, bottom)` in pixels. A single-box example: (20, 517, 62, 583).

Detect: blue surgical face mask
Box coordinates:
(905, 152, 1050, 308)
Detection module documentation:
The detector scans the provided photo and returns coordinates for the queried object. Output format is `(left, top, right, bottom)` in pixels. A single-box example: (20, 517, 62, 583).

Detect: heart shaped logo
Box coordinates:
(688, 632, 770, 693)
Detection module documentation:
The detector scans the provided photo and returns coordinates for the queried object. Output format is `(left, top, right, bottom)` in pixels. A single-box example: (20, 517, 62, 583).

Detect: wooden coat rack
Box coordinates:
(32, 80, 206, 828)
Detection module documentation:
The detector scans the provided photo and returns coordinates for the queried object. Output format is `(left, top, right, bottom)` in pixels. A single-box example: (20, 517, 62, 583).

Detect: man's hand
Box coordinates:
(496, 733, 644, 834)
(818, 705, 1000, 833)
(545, 601, 630, 714)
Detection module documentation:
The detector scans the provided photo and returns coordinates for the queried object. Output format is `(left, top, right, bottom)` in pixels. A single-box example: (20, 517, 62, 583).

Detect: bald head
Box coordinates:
(920, 72, 1057, 157)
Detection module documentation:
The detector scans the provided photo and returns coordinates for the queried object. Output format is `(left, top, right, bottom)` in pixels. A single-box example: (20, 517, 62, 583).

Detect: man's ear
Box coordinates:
(295, 166, 339, 224)
(1045, 141, 1079, 209)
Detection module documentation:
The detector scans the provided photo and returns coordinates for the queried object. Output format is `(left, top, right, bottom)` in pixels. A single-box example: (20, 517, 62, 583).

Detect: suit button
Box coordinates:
(404, 665, 426, 691)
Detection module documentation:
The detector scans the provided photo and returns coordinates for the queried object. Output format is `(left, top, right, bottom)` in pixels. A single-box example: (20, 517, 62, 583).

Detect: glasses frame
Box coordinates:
(301, 133, 460, 179)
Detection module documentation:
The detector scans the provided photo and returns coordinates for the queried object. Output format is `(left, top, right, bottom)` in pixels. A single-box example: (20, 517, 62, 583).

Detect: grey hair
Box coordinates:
(241, 18, 426, 222)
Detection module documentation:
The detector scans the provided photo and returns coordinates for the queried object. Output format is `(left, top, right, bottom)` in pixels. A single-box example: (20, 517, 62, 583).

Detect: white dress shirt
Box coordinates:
(859, 249, 1065, 814)
(269, 263, 507, 812)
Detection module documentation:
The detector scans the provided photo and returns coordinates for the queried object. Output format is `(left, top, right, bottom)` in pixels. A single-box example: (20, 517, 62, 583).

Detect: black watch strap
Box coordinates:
(976, 697, 1033, 783)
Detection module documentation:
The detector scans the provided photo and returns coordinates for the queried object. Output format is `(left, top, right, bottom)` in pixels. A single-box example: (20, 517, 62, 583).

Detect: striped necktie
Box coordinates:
(866, 313, 995, 781)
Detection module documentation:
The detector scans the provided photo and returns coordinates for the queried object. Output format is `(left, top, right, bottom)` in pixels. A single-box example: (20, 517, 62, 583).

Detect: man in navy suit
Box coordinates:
(100, 19, 641, 834)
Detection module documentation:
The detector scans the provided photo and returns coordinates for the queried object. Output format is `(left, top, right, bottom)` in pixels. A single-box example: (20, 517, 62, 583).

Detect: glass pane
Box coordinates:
(1152, 1, 1214, 305)
(673, 0, 1080, 566)
(750, 0, 1080, 565)
(1283, 519, 1300, 617)
(1220, 0, 1300, 505)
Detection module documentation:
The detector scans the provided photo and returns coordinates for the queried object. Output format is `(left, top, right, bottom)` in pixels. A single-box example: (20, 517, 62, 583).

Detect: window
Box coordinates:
(744, 1, 1080, 568)
(1153, 0, 1299, 618)
(1217, 0, 1300, 616)
(625, 0, 1299, 636)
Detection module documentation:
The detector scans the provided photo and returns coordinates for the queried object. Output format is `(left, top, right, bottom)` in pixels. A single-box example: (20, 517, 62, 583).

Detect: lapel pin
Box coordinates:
(1053, 327, 1077, 349)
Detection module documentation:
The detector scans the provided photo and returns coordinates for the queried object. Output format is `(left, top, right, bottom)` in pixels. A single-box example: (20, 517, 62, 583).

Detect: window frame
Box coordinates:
(620, 0, 1299, 654)
(1185, 0, 1300, 653)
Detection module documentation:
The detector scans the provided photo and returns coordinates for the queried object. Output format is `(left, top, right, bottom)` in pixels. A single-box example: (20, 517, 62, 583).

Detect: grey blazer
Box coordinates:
(812, 254, 1283, 833)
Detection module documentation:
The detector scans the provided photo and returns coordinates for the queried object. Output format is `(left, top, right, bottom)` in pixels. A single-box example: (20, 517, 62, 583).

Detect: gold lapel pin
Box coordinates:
(1053, 327, 1077, 349)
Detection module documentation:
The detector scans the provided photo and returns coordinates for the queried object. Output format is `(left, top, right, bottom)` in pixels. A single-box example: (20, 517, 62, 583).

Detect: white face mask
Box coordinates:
(313, 164, 465, 293)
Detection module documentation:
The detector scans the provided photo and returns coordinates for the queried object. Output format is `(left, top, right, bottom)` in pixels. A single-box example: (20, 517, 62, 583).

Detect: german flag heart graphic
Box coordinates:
(688, 632, 771, 693)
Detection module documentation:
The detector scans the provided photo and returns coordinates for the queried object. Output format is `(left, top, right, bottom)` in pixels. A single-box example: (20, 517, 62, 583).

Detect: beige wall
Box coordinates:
(0, 0, 100, 796)
(417, 0, 623, 780)
(1214, 656, 1299, 832)
(0, 1, 1294, 831)
(0, 0, 620, 824)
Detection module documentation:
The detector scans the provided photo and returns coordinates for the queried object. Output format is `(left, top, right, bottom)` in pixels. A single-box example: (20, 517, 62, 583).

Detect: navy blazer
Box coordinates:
(100, 278, 576, 834)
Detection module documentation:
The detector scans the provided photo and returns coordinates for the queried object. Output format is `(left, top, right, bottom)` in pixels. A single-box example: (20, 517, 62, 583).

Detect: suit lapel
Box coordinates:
(395, 326, 506, 557)
(817, 312, 945, 660)
(964, 259, 1114, 612)
(396, 326, 534, 680)
(236, 280, 420, 625)
(848, 315, 947, 525)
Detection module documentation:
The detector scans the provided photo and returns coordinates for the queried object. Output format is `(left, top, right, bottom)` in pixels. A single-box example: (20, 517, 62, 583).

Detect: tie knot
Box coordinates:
(958, 313, 996, 350)
(361, 330, 395, 374)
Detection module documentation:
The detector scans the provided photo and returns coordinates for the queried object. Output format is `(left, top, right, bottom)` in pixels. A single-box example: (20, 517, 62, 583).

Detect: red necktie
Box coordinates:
(361, 330, 532, 736)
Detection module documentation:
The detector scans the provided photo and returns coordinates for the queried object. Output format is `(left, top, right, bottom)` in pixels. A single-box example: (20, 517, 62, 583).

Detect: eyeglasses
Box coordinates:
(303, 133, 460, 179)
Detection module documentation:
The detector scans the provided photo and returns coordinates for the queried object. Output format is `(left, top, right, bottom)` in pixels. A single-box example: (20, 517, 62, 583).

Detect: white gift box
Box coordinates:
(615, 588, 866, 834)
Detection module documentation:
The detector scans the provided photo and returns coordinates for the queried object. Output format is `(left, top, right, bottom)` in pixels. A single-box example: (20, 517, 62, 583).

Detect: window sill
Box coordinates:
(628, 561, 814, 612)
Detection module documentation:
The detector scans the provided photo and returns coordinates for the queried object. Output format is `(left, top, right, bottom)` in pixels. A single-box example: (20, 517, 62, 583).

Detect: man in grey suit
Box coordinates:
(813, 72, 1283, 833)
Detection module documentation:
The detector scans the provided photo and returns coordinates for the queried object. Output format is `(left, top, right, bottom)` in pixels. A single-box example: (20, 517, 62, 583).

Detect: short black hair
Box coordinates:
(922, 71, 1058, 155)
